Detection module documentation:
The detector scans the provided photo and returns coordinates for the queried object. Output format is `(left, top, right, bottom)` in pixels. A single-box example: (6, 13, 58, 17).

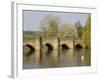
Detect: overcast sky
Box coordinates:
(23, 10, 90, 31)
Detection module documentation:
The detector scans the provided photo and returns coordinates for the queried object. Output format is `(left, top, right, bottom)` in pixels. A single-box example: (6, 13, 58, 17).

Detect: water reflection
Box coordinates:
(40, 50, 58, 68)
(23, 48, 91, 69)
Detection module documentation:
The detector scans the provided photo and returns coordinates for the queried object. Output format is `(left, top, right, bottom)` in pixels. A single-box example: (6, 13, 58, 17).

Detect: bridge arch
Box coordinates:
(24, 44, 35, 53)
(75, 44, 83, 49)
(61, 44, 69, 49)
(44, 43, 53, 50)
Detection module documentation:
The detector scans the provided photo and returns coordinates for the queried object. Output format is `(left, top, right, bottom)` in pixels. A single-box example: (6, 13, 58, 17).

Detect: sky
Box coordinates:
(23, 10, 90, 31)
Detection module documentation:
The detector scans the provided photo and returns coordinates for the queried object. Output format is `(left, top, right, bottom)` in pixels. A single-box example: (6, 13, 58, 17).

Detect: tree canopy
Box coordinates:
(39, 15, 60, 37)
(59, 23, 77, 37)
(82, 15, 91, 48)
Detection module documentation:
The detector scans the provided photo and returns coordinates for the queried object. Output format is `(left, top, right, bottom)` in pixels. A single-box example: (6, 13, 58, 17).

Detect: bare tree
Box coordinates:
(59, 23, 77, 37)
(75, 21, 83, 38)
(39, 15, 60, 37)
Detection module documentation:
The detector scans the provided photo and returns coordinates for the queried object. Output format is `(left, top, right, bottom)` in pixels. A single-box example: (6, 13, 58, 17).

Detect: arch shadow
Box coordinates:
(61, 44, 69, 50)
(43, 43, 53, 55)
(45, 43, 53, 51)
(75, 44, 83, 49)
(23, 44, 35, 55)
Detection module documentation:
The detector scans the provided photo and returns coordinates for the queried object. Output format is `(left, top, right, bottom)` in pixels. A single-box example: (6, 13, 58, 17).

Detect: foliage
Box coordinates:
(75, 21, 83, 38)
(39, 15, 79, 38)
(39, 15, 59, 37)
(59, 23, 78, 37)
(82, 15, 91, 48)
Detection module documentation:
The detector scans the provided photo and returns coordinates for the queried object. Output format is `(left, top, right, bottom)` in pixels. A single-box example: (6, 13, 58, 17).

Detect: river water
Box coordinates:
(23, 49, 91, 69)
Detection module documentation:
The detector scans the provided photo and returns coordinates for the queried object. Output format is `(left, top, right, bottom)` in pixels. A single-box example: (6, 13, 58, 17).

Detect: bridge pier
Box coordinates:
(40, 36, 42, 62)
(73, 37, 75, 49)
(58, 37, 60, 57)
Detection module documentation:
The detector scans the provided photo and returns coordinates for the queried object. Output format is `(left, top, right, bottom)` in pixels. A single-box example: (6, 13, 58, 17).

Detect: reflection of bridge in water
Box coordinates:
(23, 36, 85, 53)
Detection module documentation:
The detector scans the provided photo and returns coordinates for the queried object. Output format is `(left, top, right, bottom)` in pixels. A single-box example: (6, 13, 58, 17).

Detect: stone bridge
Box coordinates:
(23, 36, 85, 51)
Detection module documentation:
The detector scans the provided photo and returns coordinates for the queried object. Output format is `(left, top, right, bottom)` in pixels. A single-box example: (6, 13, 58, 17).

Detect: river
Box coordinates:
(23, 48, 91, 69)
